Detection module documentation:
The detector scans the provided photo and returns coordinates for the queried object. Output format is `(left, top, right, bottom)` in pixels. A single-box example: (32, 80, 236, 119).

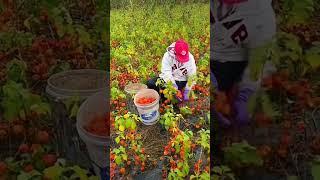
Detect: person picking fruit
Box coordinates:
(147, 39, 197, 102)
(211, 0, 277, 126)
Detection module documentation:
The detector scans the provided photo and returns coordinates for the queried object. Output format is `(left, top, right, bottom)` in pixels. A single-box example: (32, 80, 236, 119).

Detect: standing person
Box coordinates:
(147, 39, 197, 102)
(211, 0, 277, 126)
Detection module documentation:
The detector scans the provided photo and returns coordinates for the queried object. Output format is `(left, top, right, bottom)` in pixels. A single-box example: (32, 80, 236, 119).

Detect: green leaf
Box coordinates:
(76, 25, 92, 49)
(287, 175, 298, 180)
(115, 136, 120, 144)
(68, 103, 79, 119)
(261, 92, 280, 118)
(277, 32, 302, 62)
(221, 165, 231, 172)
(212, 166, 222, 174)
(41, 0, 60, 9)
(248, 42, 271, 81)
(122, 154, 128, 161)
(284, 0, 314, 26)
(34, 157, 46, 171)
(49, 62, 71, 75)
(63, 96, 80, 112)
(131, 121, 137, 130)
(6, 59, 27, 83)
(23, 16, 32, 30)
(43, 165, 64, 180)
(223, 141, 263, 167)
(115, 156, 122, 165)
(212, 175, 220, 180)
(17, 170, 41, 180)
(2, 99, 21, 121)
(30, 103, 52, 116)
(88, 176, 99, 180)
(226, 173, 236, 180)
(248, 91, 259, 115)
(70, 166, 88, 180)
(305, 45, 320, 70)
(53, 16, 65, 37)
(199, 172, 210, 180)
(312, 157, 320, 180)
(125, 119, 132, 129)
(119, 125, 125, 132)
(113, 149, 120, 154)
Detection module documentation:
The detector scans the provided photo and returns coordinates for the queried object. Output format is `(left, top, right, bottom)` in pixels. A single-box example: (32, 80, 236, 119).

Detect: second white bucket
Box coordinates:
(134, 89, 160, 125)
(76, 90, 109, 179)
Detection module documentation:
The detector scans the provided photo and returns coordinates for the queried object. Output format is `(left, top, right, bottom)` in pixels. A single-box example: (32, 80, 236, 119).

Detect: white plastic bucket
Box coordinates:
(134, 89, 160, 125)
(76, 90, 109, 179)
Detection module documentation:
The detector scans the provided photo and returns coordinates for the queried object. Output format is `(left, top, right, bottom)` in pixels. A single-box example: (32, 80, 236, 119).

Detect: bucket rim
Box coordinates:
(124, 83, 147, 94)
(47, 69, 107, 93)
(46, 86, 106, 100)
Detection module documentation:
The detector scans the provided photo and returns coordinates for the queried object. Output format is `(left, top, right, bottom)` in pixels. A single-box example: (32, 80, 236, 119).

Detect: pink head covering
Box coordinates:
(174, 39, 189, 63)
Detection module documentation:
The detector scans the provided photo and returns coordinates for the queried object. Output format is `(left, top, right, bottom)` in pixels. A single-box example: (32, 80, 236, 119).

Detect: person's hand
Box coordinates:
(233, 87, 255, 125)
(183, 89, 190, 101)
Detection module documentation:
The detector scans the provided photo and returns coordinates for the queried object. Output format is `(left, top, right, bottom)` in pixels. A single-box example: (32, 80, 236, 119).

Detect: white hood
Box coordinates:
(166, 42, 176, 58)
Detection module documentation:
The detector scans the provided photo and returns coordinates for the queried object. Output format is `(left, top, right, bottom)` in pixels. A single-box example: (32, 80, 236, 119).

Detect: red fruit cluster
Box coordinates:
(257, 145, 272, 158)
(31, 38, 73, 54)
(117, 73, 139, 89)
(254, 112, 272, 127)
(214, 91, 231, 116)
(137, 97, 156, 105)
(310, 136, 320, 154)
(262, 70, 317, 111)
(28, 36, 96, 81)
(111, 40, 120, 48)
(84, 114, 110, 137)
(0, 9, 13, 28)
(111, 100, 127, 114)
(42, 154, 57, 167)
(18, 144, 30, 153)
(194, 159, 202, 174)
(176, 91, 183, 99)
(284, 24, 320, 46)
(36, 130, 50, 144)
(192, 85, 209, 96)
(0, 161, 8, 174)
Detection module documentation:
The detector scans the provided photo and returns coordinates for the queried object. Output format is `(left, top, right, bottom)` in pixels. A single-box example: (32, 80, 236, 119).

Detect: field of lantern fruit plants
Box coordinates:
(0, 0, 107, 179)
(110, 3, 211, 179)
(212, 0, 320, 179)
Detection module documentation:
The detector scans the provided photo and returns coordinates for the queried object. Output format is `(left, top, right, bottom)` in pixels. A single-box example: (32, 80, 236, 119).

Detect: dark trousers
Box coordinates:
(147, 77, 187, 100)
(211, 61, 248, 92)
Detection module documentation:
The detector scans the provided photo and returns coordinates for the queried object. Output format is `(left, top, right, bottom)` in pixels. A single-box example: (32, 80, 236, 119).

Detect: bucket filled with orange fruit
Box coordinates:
(76, 90, 109, 179)
(134, 89, 160, 125)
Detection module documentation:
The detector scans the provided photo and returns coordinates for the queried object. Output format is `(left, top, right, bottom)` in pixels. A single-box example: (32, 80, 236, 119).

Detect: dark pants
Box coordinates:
(211, 61, 248, 92)
(147, 77, 187, 100)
